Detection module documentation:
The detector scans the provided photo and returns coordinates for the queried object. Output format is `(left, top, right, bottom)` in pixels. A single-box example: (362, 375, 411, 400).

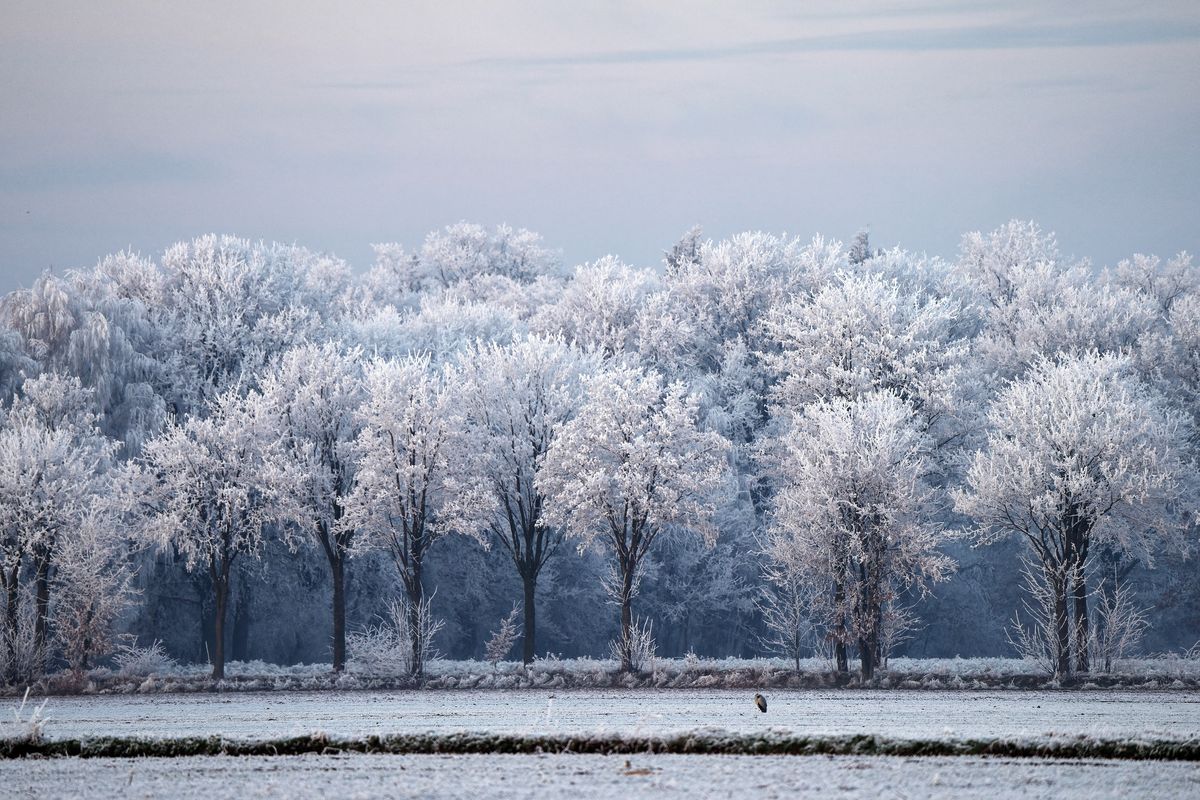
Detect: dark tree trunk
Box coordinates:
(1065, 505, 1091, 673)
(521, 575, 536, 666)
(1072, 574, 1090, 673)
(33, 551, 51, 665)
(212, 576, 228, 680)
(860, 636, 876, 681)
(405, 558, 424, 678)
(859, 576, 879, 681)
(3, 567, 18, 684)
(1053, 575, 1071, 678)
(331, 556, 347, 672)
(833, 578, 848, 674)
(619, 559, 635, 672)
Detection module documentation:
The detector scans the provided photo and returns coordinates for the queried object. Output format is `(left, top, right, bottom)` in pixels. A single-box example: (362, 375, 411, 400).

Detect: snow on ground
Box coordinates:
(27, 688, 1200, 743)
(25, 655, 1198, 698)
(3, 753, 1199, 800)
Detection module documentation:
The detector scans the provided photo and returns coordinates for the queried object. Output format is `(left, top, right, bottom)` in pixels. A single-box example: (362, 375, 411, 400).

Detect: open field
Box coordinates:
(3, 752, 1200, 800)
(6, 686, 1199, 798)
(12, 688, 1199, 743)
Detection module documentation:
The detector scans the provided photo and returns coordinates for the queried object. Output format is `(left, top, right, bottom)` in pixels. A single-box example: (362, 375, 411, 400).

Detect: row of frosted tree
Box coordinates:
(0, 221, 1197, 682)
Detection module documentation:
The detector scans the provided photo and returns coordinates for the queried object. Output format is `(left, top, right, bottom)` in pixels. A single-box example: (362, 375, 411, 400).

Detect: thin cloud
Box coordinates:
(467, 18, 1200, 69)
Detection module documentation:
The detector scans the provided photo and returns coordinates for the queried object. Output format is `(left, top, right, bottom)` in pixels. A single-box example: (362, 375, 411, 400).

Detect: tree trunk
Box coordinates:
(860, 636, 876, 681)
(1065, 506, 1091, 673)
(1053, 575, 1071, 678)
(33, 551, 51, 666)
(833, 578, 848, 673)
(331, 556, 347, 672)
(1072, 573, 1090, 673)
(521, 575, 536, 666)
(860, 582, 879, 681)
(619, 561, 635, 672)
(406, 559, 424, 678)
(212, 577, 228, 680)
(3, 568, 18, 684)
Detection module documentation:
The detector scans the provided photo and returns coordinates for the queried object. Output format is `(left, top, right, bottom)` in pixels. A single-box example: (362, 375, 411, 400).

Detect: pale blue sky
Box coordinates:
(1, 0, 1197, 290)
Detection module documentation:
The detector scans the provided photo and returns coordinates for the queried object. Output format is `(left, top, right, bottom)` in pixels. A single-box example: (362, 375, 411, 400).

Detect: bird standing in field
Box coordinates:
(754, 693, 767, 713)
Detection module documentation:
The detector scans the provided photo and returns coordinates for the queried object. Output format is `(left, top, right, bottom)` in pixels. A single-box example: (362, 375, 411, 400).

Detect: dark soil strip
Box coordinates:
(3, 732, 1198, 761)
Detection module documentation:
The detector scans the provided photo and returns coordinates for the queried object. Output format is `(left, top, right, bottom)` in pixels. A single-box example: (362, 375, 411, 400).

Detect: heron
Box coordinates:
(754, 693, 767, 713)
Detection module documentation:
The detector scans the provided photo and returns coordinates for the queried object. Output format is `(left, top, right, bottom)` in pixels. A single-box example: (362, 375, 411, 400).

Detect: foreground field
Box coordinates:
(3, 752, 1200, 800)
(6, 689, 1199, 799)
(28, 688, 1200, 742)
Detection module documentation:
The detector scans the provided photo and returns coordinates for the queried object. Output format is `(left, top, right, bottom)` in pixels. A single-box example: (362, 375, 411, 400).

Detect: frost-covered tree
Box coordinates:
(663, 225, 703, 272)
(156, 236, 343, 415)
(371, 223, 559, 293)
(345, 355, 491, 676)
(848, 229, 873, 266)
(641, 231, 813, 453)
(954, 352, 1194, 674)
(421, 222, 559, 287)
(51, 510, 137, 674)
(1141, 293, 1200, 447)
(533, 257, 659, 357)
(485, 604, 521, 666)
(349, 294, 520, 363)
(762, 270, 970, 445)
(1106, 251, 1196, 315)
(128, 388, 304, 679)
(757, 565, 817, 672)
(1, 268, 164, 451)
(458, 336, 592, 664)
(539, 364, 731, 670)
(261, 342, 364, 672)
(761, 391, 953, 679)
(0, 374, 117, 675)
(956, 220, 1155, 379)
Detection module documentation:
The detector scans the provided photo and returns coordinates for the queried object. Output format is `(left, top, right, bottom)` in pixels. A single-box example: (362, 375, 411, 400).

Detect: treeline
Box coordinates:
(0, 220, 1197, 683)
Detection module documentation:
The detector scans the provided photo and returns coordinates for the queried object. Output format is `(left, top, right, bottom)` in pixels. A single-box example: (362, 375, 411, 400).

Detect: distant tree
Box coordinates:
(956, 220, 1155, 379)
(129, 388, 303, 679)
(1106, 251, 1196, 314)
(757, 565, 816, 672)
(761, 391, 953, 679)
(416, 222, 560, 289)
(641, 231, 813, 456)
(51, 510, 137, 675)
(458, 336, 592, 664)
(848, 229, 872, 266)
(0, 374, 117, 678)
(261, 342, 365, 672)
(954, 352, 1194, 675)
(761, 270, 970, 442)
(156, 235, 344, 415)
(664, 225, 704, 273)
(345, 355, 491, 677)
(1, 267, 164, 452)
(539, 364, 730, 671)
(533, 257, 659, 357)
(485, 604, 522, 667)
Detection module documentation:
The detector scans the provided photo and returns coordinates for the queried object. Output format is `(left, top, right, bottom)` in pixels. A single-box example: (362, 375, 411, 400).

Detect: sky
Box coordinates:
(1, 0, 1197, 292)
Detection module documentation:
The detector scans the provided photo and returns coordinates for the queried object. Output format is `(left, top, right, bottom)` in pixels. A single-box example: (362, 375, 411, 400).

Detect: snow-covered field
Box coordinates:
(27, 688, 1200, 742)
(3, 752, 1199, 799)
(7, 689, 1198, 799)
(23, 655, 1200, 698)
